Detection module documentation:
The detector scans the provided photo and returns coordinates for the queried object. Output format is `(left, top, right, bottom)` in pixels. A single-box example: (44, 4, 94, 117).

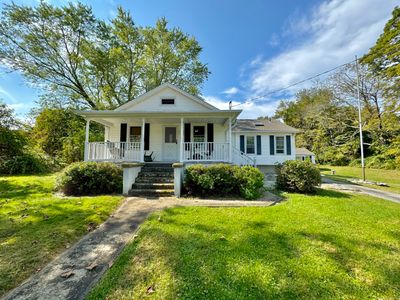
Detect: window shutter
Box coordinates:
(207, 123, 214, 143)
(286, 135, 291, 155)
(120, 123, 127, 142)
(269, 135, 275, 155)
(256, 135, 262, 155)
(184, 123, 191, 150)
(240, 135, 245, 152)
(144, 123, 150, 151)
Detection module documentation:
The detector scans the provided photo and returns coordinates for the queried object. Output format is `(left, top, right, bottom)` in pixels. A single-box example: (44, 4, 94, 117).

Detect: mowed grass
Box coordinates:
(88, 190, 400, 299)
(0, 174, 123, 296)
(320, 165, 400, 194)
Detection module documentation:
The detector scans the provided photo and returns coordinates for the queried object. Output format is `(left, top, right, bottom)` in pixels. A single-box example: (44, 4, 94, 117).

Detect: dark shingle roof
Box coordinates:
(233, 119, 300, 133)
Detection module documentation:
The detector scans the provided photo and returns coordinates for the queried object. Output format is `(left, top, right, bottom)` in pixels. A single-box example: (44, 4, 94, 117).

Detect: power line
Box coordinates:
(230, 57, 358, 108)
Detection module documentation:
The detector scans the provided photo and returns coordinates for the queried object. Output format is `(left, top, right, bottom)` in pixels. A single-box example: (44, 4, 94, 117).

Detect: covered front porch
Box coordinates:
(80, 111, 241, 164)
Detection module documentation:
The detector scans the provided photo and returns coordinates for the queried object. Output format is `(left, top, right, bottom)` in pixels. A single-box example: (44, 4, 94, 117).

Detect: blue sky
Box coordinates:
(0, 0, 397, 119)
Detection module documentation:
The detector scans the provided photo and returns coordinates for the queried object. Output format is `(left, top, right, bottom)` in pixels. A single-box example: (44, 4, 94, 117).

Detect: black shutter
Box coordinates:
(286, 135, 291, 155)
(207, 123, 214, 152)
(184, 123, 191, 150)
(120, 123, 127, 142)
(240, 135, 245, 152)
(269, 135, 275, 155)
(207, 123, 214, 143)
(144, 123, 150, 151)
(256, 135, 262, 155)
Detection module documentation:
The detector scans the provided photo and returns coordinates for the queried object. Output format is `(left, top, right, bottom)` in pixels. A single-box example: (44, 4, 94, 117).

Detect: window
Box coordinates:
(129, 126, 141, 143)
(246, 136, 255, 154)
(276, 136, 285, 154)
(161, 98, 175, 104)
(193, 126, 205, 142)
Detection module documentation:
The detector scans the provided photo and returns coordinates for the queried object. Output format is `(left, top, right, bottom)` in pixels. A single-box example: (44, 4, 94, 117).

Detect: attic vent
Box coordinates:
(255, 123, 264, 126)
(162, 98, 175, 104)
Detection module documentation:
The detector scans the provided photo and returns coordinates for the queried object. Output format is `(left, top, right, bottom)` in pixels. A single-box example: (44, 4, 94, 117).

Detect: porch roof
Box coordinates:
(76, 110, 242, 126)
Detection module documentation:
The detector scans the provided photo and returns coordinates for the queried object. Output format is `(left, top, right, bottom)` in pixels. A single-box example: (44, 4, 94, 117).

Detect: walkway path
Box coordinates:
(322, 177, 400, 204)
(2, 194, 279, 300)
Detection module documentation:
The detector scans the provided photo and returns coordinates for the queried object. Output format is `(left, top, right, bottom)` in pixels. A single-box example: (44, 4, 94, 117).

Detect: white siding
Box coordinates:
(233, 132, 296, 165)
(123, 87, 213, 112)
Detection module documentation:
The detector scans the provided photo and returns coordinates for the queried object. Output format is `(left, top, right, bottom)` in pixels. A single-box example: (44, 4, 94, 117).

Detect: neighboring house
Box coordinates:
(76, 83, 300, 195)
(296, 147, 316, 163)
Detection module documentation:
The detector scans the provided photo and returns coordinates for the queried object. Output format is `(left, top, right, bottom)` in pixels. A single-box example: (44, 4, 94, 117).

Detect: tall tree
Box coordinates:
(0, 2, 209, 110)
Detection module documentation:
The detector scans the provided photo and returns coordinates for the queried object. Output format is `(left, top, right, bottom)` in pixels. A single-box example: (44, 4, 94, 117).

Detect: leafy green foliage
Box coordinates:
(88, 191, 400, 299)
(184, 164, 264, 200)
(0, 102, 55, 174)
(56, 162, 122, 196)
(0, 174, 122, 296)
(0, 2, 209, 109)
(276, 160, 321, 193)
(32, 108, 103, 164)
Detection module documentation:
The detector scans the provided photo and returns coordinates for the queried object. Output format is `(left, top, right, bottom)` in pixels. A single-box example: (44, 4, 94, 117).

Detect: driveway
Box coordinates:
(322, 177, 400, 204)
(2, 194, 279, 300)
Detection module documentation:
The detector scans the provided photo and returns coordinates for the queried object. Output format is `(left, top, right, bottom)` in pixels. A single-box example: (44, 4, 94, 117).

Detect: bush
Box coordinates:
(0, 151, 57, 175)
(276, 160, 321, 193)
(56, 162, 122, 196)
(184, 164, 264, 200)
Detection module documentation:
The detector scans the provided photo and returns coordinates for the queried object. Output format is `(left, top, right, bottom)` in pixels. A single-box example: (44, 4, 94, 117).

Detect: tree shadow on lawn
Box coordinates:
(91, 206, 399, 299)
(0, 179, 53, 199)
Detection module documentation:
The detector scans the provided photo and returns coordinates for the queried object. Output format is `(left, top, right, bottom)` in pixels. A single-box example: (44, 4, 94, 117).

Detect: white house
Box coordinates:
(76, 83, 300, 196)
(296, 147, 316, 164)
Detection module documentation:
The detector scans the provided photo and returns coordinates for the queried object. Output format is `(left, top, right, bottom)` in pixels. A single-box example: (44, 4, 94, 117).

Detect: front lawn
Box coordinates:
(88, 190, 400, 299)
(0, 174, 122, 296)
(320, 165, 400, 194)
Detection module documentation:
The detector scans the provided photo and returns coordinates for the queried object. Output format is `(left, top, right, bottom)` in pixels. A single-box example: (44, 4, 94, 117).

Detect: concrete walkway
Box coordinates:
(322, 177, 400, 203)
(2, 195, 278, 300)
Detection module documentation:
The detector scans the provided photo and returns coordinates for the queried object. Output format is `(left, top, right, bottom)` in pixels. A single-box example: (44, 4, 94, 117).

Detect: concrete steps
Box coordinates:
(128, 163, 175, 197)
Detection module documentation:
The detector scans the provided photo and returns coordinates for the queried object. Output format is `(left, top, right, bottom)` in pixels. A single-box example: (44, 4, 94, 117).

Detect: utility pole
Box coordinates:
(355, 55, 366, 181)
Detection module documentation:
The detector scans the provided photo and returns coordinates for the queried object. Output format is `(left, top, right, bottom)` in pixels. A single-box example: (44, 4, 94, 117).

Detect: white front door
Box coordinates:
(163, 127, 178, 161)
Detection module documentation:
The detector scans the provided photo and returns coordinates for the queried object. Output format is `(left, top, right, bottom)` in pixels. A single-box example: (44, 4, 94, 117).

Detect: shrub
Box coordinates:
(184, 164, 264, 200)
(0, 151, 57, 175)
(276, 160, 321, 193)
(56, 162, 122, 196)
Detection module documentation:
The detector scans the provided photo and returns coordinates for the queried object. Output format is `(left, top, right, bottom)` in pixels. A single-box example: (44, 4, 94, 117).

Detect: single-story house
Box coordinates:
(296, 147, 316, 163)
(76, 83, 300, 196)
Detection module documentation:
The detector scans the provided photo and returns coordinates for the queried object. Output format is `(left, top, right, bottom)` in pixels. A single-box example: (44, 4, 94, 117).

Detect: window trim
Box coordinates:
(275, 135, 285, 155)
(245, 135, 255, 154)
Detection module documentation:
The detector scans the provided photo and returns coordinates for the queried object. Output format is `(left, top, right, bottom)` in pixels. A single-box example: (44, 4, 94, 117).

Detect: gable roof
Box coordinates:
(115, 83, 219, 112)
(296, 148, 315, 156)
(233, 119, 300, 133)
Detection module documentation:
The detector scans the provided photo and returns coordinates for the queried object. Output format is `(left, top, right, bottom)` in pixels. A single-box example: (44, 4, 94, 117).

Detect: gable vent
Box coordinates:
(255, 123, 264, 126)
(162, 98, 175, 104)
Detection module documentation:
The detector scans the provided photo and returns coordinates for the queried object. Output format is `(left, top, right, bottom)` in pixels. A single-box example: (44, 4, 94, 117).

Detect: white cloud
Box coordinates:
(221, 87, 239, 96)
(204, 95, 278, 119)
(247, 0, 397, 96)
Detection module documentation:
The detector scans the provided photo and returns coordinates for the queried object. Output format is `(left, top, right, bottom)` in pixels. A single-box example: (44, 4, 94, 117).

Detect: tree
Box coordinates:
(0, 2, 209, 110)
(32, 108, 103, 163)
(362, 6, 400, 98)
(0, 102, 25, 159)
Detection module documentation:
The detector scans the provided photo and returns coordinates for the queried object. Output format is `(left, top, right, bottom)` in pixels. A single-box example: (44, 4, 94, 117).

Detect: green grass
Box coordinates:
(0, 174, 123, 296)
(88, 190, 400, 299)
(320, 165, 400, 194)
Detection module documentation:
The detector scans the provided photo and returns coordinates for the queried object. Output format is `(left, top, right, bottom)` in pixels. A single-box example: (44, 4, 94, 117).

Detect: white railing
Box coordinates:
(183, 142, 229, 162)
(87, 142, 141, 162)
(232, 147, 256, 166)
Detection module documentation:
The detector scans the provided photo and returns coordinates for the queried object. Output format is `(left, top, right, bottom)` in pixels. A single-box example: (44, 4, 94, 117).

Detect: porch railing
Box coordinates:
(183, 142, 229, 162)
(232, 147, 256, 166)
(87, 142, 141, 162)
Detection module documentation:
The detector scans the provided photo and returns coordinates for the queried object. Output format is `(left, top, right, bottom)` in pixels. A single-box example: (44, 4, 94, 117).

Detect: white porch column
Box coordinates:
(84, 119, 90, 161)
(180, 117, 184, 162)
(228, 117, 232, 163)
(140, 118, 145, 162)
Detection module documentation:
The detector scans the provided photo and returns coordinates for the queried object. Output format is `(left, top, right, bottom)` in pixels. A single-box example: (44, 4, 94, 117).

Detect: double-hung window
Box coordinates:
(246, 136, 255, 154)
(276, 136, 285, 154)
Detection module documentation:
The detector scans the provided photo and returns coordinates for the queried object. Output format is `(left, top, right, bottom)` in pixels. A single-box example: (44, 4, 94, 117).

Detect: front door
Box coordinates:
(163, 127, 178, 161)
